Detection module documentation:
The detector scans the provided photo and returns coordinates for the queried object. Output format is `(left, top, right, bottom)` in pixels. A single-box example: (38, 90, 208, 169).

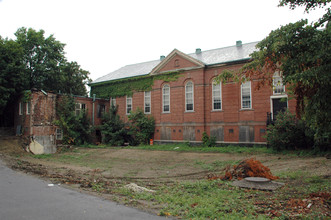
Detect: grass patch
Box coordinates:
(128, 144, 274, 154)
(31, 154, 53, 159)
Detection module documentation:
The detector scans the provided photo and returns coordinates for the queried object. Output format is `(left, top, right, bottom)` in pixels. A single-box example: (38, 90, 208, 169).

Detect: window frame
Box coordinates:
(19, 102, 23, 115)
(75, 103, 86, 116)
(212, 80, 222, 111)
(126, 96, 132, 115)
(162, 84, 170, 113)
(56, 128, 63, 140)
(26, 101, 31, 115)
(110, 97, 116, 107)
(241, 81, 252, 109)
(185, 81, 194, 112)
(97, 104, 106, 118)
(273, 72, 285, 95)
(144, 91, 151, 114)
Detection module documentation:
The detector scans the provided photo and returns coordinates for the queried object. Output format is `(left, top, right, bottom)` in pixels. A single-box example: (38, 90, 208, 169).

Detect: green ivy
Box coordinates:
(90, 71, 183, 98)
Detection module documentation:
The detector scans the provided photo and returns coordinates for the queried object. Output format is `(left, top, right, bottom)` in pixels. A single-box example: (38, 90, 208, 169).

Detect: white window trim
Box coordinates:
(19, 102, 23, 115)
(144, 91, 151, 114)
(273, 72, 285, 95)
(75, 103, 86, 116)
(110, 97, 116, 107)
(270, 94, 288, 120)
(26, 102, 31, 115)
(185, 81, 194, 112)
(56, 128, 63, 140)
(126, 96, 132, 115)
(212, 80, 222, 111)
(241, 81, 252, 109)
(162, 84, 170, 113)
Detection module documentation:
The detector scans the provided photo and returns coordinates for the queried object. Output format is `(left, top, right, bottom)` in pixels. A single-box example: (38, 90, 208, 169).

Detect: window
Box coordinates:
(97, 104, 105, 118)
(144, 91, 151, 114)
(19, 102, 23, 115)
(56, 128, 63, 140)
(110, 97, 116, 107)
(212, 80, 222, 110)
(26, 102, 31, 115)
(162, 84, 170, 113)
(126, 96, 132, 114)
(75, 103, 86, 115)
(174, 59, 179, 67)
(185, 81, 194, 111)
(241, 81, 251, 109)
(273, 72, 285, 94)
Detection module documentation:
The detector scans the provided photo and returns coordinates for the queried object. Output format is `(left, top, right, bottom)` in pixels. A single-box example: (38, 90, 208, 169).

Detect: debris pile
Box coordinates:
(208, 158, 279, 181)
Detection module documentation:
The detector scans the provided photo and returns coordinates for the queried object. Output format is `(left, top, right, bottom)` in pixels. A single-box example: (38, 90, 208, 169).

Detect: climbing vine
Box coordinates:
(90, 71, 183, 98)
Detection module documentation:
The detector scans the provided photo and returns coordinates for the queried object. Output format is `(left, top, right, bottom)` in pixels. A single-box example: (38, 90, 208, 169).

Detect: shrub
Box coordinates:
(128, 108, 155, 145)
(55, 95, 93, 145)
(266, 110, 313, 151)
(202, 132, 216, 147)
(99, 105, 129, 146)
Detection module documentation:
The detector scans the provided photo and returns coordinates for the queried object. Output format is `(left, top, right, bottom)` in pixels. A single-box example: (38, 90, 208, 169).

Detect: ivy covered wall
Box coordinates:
(90, 71, 183, 98)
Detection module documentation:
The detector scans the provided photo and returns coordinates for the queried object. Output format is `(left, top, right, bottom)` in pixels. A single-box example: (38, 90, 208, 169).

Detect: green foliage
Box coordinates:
(0, 27, 91, 124)
(128, 108, 155, 145)
(201, 132, 217, 147)
(54, 95, 93, 145)
(90, 71, 182, 98)
(241, 1, 331, 150)
(266, 110, 314, 151)
(99, 105, 129, 146)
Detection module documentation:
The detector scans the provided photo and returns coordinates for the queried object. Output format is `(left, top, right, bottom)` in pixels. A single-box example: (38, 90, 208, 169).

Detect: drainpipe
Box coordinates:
(92, 94, 96, 125)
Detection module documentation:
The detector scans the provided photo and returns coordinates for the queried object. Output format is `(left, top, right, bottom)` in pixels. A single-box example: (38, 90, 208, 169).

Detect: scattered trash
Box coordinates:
(124, 183, 155, 193)
(48, 183, 54, 187)
(174, 147, 179, 150)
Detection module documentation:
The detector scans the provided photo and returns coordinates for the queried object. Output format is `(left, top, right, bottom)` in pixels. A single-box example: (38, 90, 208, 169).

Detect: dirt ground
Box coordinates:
(0, 137, 330, 216)
(1, 137, 330, 182)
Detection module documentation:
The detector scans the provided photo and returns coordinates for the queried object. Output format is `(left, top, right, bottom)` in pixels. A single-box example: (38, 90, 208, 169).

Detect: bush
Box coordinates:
(99, 105, 129, 146)
(55, 95, 93, 145)
(128, 108, 155, 145)
(202, 132, 216, 147)
(266, 110, 313, 151)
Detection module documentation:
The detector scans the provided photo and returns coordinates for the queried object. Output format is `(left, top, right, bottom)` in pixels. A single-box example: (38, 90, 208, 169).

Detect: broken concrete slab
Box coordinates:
(232, 177, 285, 191)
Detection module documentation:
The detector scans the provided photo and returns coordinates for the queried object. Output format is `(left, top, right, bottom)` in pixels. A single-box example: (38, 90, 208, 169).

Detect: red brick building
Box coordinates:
(14, 89, 109, 153)
(90, 41, 295, 145)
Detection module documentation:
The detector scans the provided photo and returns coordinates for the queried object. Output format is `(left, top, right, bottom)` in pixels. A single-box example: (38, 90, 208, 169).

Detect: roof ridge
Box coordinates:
(188, 41, 259, 55)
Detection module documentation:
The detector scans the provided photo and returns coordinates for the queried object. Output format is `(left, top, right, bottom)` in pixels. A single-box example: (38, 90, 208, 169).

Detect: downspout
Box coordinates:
(92, 94, 96, 125)
(203, 66, 206, 134)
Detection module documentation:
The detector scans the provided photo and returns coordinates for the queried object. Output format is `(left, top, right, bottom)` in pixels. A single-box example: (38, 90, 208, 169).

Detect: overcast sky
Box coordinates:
(0, 0, 328, 81)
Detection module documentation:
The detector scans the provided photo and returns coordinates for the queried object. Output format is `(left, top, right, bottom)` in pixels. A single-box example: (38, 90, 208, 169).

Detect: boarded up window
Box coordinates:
(210, 126, 224, 141)
(239, 126, 254, 142)
(183, 126, 195, 141)
(161, 127, 171, 140)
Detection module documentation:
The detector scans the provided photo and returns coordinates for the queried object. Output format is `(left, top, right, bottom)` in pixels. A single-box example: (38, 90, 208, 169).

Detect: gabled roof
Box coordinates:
(91, 41, 258, 85)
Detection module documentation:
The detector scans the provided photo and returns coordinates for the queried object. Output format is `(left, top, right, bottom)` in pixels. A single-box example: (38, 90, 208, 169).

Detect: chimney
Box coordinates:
(160, 55, 165, 61)
(236, 40, 242, 47)
(195, 48, 202, 54)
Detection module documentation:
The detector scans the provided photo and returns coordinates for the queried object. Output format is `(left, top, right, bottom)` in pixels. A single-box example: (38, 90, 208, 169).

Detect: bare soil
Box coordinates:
(0, 137, 330, 216)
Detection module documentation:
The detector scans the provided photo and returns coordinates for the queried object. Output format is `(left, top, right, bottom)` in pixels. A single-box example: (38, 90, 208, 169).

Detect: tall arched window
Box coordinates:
(185, 81, 194, 111)
(162, 84, 170, 113)
(212, 80, 222, 110)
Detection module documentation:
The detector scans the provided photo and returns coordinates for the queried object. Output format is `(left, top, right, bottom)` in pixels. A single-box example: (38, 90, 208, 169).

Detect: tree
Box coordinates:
(240, 0, 331, 149)
(128, 108, 155, 145)
(0, 27, 91, 125)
